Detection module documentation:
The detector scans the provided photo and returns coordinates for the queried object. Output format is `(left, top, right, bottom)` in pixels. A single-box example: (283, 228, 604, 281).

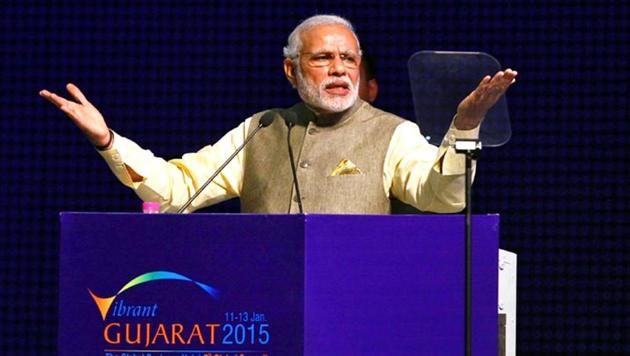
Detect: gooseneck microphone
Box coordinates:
(283, 110, 304, 214)
(176, 111, 277, 213)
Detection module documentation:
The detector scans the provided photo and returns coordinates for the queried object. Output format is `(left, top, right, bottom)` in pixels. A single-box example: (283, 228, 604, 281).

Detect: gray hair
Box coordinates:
(283, 14, 362, 62)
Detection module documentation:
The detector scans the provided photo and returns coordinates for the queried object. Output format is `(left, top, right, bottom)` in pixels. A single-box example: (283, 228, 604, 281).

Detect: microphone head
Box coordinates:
(259, 111, 277, 127)
(282, 110, 298, 127)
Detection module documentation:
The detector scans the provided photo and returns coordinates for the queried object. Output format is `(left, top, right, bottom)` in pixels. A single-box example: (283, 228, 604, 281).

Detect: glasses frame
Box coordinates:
(297, 50, 362, 69)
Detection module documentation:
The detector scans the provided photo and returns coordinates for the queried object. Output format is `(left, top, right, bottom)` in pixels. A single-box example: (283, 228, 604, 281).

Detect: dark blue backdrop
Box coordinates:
(1, 0, 628, 353)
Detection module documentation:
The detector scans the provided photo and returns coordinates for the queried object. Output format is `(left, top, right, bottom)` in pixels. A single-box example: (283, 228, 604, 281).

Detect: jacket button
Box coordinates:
(299, 160, 310, 168)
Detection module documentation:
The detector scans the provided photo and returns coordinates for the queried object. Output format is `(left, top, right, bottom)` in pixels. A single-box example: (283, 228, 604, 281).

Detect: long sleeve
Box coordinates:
(384, 120, 480, 213)
(97, 118, 253, 213)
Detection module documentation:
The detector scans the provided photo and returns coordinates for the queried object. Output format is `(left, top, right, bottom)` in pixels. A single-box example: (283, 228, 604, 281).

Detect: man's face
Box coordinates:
(285, 24, 361, 114)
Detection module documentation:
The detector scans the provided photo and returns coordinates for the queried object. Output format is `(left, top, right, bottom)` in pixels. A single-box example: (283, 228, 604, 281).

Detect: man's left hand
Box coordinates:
(454, 68, 518, 130)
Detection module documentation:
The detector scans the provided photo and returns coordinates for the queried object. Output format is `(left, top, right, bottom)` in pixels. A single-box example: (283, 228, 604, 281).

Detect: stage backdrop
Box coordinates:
(1, 1, 628, 353)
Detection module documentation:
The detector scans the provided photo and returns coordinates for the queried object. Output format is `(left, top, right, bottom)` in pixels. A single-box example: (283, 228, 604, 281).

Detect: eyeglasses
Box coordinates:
(299, 51, 361, 69)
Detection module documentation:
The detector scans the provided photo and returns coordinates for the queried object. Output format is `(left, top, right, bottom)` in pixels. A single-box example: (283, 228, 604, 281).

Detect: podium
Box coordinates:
(59, 213, 499, 355)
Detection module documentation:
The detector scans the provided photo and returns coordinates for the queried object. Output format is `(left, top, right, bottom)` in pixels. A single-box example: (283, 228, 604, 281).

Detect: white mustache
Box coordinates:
(319, 76, 354, 92)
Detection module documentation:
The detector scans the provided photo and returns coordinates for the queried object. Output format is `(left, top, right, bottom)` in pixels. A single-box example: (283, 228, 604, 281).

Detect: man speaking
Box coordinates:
(40, 14, 516, 214)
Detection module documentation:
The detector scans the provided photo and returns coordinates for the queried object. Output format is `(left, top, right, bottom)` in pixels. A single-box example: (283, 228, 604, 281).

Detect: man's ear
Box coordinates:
(367, 79, 379, 103)
(284, 58, 297, 88)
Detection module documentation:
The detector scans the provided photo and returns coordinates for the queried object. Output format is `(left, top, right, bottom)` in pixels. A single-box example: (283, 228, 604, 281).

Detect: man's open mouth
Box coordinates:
(324, 81, 350, 95)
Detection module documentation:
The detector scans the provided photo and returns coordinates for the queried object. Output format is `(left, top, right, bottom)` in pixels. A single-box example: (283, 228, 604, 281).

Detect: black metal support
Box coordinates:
(286, 123, 303, 214)
(455, 139, 481, 356)
(177, 122, 266, 214)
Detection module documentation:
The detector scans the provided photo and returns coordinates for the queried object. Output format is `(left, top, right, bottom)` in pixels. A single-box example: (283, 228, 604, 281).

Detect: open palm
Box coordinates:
(455, 69, 518, 130)
(39, 83, 111, 147)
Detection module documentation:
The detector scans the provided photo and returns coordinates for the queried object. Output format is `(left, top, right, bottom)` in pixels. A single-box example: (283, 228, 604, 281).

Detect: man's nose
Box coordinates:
(328, 55, 347, 76)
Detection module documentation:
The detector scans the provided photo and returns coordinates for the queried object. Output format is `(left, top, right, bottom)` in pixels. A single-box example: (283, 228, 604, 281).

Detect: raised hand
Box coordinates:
(455, 69, 518, 130)
(39, 83, 111, 148)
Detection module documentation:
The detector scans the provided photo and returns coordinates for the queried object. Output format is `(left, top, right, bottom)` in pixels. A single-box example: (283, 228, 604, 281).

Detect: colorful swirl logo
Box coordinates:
(88, 270, 220, 320)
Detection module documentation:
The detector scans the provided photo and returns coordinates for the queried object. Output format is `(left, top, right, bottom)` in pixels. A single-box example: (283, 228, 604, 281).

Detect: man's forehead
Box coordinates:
(300, 24, 359, 52)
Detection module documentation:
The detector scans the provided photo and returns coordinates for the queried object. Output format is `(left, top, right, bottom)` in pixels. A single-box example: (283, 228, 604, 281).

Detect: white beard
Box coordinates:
(295, 68, 359, 113)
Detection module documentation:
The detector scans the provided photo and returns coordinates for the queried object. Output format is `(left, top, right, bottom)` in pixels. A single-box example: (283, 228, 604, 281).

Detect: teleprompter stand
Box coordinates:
(409, 51, 512, 356)
(456, 139, 482, 356)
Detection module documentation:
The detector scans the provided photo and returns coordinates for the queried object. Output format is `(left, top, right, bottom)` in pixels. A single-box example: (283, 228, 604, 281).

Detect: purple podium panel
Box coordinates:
(60, 213, 305, 355)
(303, 215, 498, 355)
(59, 213, 498, 355)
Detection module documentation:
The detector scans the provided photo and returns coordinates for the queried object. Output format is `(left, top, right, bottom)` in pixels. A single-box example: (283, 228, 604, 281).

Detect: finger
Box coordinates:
(51, 94, 79, 116)
(40, 90, 70, 109)
(39, 89, 55, 100)
(502, 69, 518, 82)
(473, 76, 492, 97)
(488, 69, 517, 92)
(498, 75, 517, 93)
(477, 75, 492, 87)
(66, 83, 90, 105)
(39, 89, 54, 102)
(489, 71, 506, 85)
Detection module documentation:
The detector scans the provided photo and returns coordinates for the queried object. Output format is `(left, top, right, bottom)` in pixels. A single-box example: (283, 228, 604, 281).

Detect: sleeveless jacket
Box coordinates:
(241, 99, 404, 214)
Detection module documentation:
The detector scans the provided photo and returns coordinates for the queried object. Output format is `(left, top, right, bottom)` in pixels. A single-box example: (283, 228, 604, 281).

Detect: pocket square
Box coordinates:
(330, 159, 363, 176)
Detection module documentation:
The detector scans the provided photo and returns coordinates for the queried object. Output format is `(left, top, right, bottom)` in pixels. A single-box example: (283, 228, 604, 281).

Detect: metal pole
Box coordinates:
(465, 152, 473, 356)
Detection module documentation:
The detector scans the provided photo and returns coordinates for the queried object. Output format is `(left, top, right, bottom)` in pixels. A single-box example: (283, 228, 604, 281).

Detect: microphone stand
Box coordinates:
(177, 119, 271, 213)
(455, 138, 481, 356)
(285, 120, 304, 214)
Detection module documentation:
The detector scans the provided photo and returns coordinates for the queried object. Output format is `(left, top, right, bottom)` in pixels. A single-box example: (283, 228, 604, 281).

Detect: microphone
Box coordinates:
(283, 110, 299, 128)
(259, 111, 276, 127)
(283, 110, 304, 214)
(176, 111, 277, 213)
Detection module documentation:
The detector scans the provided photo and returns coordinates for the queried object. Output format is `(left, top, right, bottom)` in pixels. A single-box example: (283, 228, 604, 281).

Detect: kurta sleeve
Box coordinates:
(97, 118, 252, 212)
(384, 119, 480, 213)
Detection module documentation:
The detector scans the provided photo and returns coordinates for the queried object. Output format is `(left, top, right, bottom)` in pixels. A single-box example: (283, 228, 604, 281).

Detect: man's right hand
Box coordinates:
(39, 83, 112, 149)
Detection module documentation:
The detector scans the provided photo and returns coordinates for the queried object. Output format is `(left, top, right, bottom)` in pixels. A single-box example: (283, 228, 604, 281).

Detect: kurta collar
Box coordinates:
(293, 98, 365, 128)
